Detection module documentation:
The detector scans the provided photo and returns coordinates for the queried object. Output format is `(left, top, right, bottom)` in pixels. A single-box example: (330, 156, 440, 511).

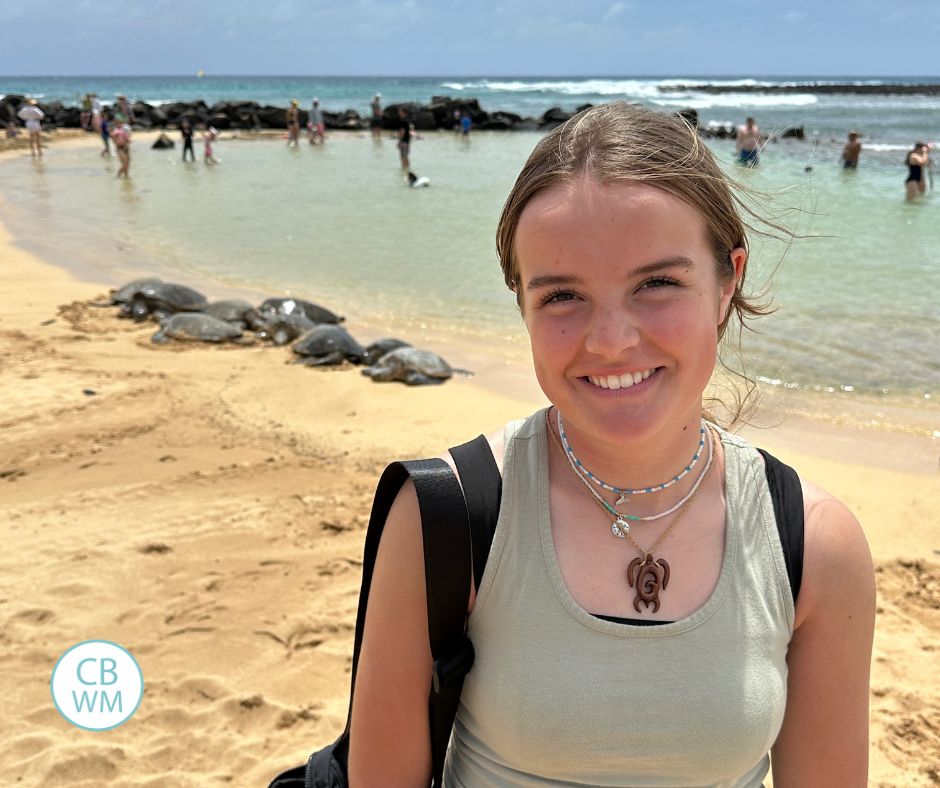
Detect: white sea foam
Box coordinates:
(440, 79, 663, 98)
(652, 93, 818, 109)
(865, 142, 916, 152)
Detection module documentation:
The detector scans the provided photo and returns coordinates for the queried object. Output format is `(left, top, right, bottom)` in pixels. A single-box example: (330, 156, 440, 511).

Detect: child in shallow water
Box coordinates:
(203, 127, 220, 165)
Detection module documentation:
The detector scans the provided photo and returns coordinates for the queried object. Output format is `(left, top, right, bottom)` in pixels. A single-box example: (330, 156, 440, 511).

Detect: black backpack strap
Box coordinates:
(332, 457, 473, 786)
(757, 449, 805, 606)
(448, 435, 503, 591)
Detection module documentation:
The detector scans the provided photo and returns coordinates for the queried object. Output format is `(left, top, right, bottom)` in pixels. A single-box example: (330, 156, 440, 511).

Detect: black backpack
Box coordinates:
(267, 435, 501, 788)
(267, 435, 802, 787)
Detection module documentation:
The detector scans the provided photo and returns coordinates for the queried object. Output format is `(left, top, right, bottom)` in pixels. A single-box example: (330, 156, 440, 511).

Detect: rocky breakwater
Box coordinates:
(0, 94, 592, 133)
(0, 94, 797, 140)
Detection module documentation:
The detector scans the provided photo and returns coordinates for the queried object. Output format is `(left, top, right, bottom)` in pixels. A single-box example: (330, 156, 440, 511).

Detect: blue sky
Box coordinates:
(1, 0, 937, 76)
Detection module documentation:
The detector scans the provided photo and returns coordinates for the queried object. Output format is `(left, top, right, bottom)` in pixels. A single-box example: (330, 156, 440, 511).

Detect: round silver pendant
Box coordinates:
(611, 518, 629, 538)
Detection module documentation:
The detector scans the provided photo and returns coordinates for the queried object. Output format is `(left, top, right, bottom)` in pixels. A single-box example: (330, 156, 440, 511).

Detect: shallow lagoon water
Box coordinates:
(0, 128, 937, 435)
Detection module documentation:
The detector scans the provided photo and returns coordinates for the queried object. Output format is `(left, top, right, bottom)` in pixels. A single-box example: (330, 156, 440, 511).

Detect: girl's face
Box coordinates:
(515, 177, 745, 449)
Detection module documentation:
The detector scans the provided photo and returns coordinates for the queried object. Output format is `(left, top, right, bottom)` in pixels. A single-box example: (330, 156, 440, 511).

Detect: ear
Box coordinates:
(718, 247, 747, 323)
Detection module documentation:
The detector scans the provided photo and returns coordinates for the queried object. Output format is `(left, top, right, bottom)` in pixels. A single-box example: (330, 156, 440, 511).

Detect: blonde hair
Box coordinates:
(495, 102, 777, 424)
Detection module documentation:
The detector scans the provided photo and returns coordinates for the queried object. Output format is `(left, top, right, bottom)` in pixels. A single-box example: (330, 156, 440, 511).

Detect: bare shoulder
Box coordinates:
(794, 477, 875, 628)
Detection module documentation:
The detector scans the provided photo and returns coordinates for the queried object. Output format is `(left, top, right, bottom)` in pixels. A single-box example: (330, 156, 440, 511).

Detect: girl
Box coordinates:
(348, 103, 875, 787)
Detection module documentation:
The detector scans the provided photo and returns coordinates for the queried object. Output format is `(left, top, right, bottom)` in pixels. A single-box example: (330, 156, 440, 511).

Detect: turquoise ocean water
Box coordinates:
(1, 76, 938, 435)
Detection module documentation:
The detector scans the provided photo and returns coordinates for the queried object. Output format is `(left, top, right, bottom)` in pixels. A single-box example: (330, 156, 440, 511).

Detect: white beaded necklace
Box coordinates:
(552, 409, 714, 538)
(558, 411, 706, 503)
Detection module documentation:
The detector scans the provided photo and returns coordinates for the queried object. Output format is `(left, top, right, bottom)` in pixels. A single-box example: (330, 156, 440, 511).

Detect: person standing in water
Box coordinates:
(735, 116, 761, 166)
(286, 100, 301, 147)
(99, 110, 111, 157)
(111, 119, 132, 177)
(203, 127, 220, 165)
(397, 106, 413, 171)
(17, 99, 44, 157)
(905, 142, 930, 201)
(841, 131, 862, 169)
(371, 93, 383, 139)
(180, 118, 195, 162)
(80, 94, 92, 130)
(308, 98, 325, 144)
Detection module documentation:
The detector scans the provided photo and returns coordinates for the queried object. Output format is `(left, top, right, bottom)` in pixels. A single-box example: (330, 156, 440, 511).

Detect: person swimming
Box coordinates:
(406, 171, 430, 188)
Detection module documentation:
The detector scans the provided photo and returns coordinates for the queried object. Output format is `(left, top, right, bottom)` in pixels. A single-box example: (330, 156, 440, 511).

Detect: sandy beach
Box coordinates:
(0, 134, 938, 786)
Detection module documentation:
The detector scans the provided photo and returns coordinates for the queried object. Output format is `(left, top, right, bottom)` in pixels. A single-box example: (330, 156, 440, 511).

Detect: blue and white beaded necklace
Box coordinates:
(557, 411, 706, 504)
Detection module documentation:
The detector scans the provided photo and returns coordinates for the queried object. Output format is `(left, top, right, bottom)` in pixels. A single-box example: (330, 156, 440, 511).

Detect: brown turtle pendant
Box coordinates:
(626, 554, 670, 613)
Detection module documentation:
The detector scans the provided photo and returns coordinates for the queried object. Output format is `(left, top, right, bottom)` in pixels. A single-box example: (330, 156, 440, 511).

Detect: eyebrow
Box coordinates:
(525, 256, 696, 291)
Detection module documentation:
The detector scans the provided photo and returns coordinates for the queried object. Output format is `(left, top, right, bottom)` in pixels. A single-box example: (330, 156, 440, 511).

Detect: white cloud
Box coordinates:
(603, 1, 626, 22)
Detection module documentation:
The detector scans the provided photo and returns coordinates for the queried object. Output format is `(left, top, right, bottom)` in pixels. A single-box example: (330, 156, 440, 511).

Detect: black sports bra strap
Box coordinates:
(449, 435, 503, 591)
(757, 449, 805, 605)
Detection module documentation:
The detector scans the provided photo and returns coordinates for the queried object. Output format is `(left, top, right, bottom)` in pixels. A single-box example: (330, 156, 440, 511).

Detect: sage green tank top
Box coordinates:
(443, 410, 794, 787)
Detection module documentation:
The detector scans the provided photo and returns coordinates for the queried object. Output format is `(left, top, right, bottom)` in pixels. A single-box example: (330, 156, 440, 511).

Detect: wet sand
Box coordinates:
(0, 136, 938, 786)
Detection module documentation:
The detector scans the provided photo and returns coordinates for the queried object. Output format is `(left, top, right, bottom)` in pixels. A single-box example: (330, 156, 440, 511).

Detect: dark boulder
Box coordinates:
(575, 103, 594, 114)
(782, 126, 805, 140)
(163, 101, 209, 124)
(151, 132, 175, 149)
(323, 110, 364, 130)
(476, 110, 524, 131)
(540, 107, 574, 128)
(427, 96, 488, 128)
(208, 113, 231, 130)
(386, 103, 437, 131)
(257, 105, 287, 128)
(53, 107, 82, 127)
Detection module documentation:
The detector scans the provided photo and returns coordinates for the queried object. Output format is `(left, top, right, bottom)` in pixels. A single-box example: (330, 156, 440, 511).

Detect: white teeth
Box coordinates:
(588, 368, 656, 389)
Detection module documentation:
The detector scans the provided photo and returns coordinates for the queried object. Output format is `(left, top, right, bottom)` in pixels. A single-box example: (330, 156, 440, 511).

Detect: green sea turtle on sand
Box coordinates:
(109, 277, 164, 305)
(259, 297, 344, 325)
(362, 338, 412, 366)
(292, 325, 365, 366)
(257, 313, 318, 345)
(205, 300, 265, 330)
(362, 347, 463, 386)
(123, 282, 209, 322)
(151, 313, 244, 344)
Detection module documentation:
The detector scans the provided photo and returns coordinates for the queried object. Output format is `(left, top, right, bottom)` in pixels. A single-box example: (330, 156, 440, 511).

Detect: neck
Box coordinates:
(552, 407, 707, 493)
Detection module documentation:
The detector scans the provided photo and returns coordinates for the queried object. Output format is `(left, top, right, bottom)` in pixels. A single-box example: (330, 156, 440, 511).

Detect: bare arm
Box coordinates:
(771, 481, 876, 787)
(348, 480, 433, 787)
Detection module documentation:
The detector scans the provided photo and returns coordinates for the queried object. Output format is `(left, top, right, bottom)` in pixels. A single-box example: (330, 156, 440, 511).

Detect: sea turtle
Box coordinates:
(205, 299, 265, 330)
(124, 282, 209, 322)
(151, 312, 244, 344)
(259, 297, 343, 325)
(292, 325, 365, 366)
(110, 277, 163, 304)
(361, 347, 455, 386)
(256, 313, 318, 345)
(362, 338, 412, 366)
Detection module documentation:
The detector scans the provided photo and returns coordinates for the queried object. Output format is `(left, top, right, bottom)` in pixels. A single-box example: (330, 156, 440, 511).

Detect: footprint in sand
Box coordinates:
(7, 608, 55, 626)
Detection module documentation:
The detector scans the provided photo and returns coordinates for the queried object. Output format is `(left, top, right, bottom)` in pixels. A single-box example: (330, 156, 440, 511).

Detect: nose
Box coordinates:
(583, 305, 641, 358)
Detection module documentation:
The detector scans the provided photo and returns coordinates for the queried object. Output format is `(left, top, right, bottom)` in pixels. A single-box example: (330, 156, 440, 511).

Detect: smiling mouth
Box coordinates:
(585, 368, 659, 390)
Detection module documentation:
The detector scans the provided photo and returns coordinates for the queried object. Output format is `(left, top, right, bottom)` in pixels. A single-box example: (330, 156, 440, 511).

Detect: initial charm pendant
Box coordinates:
(615, 492, 629, 505)
(611, 517, 630, 538)
(626, 554, 671, 613)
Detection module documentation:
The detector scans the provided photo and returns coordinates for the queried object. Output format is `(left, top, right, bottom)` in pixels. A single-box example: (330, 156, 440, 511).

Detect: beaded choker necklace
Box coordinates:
(552, 409, 713, 537)
(558, 412, 705, 504)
